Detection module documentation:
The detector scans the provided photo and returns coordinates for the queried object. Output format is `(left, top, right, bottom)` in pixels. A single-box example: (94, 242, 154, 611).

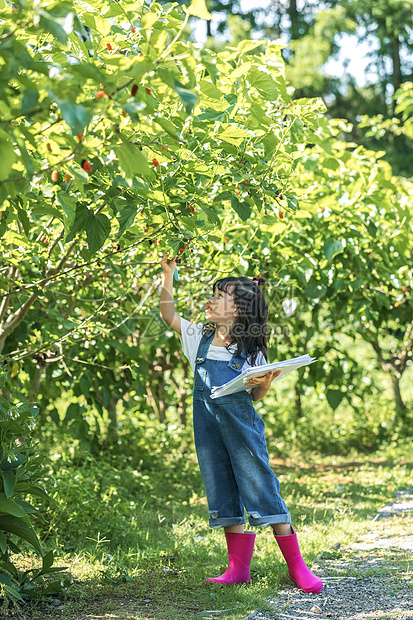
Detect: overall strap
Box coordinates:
(195, 330, 215, 366)
(228, 346, 247, 373)
(194, 329, 247, 375)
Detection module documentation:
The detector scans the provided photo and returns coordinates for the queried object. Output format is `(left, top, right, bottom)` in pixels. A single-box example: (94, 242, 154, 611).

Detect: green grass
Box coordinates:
(6, 440, 412, 620)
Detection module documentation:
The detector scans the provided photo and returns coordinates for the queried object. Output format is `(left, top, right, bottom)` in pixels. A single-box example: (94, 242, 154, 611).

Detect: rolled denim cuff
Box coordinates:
(208, 513, 247, 530)
(248, 512, 292, 527)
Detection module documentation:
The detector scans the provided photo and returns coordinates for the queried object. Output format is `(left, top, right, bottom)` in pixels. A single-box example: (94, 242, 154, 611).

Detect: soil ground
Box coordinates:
(3, 463, 412, 620)
(243, 491, 413, 620)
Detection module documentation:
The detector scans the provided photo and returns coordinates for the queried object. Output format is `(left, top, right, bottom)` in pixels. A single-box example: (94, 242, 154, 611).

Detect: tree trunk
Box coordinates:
(146, 379, 166, 422)
(29, 358, 46, 420)
(364, 335, 409, 421)
(108, 394, 119, 429)
(390, 373, 407, 413)
(391, 36, 402, 93)
(289, 0, 299, 40)
(147, 350, 167, 422)
(294, 382, 303, 419)
(0, 241, 78, 351)
(169, 356, 190, 426)
(92, 377, 120, 432)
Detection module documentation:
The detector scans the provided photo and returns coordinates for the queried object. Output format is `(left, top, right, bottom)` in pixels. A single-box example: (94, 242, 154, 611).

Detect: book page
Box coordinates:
(210, 355, 316, 399)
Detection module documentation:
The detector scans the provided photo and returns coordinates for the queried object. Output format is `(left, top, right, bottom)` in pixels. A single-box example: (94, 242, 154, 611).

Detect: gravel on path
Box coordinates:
(242, 492, 413, 620)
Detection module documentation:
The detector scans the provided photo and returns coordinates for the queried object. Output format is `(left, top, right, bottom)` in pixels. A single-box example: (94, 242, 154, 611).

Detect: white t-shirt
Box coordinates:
(179, 317, 267, 393)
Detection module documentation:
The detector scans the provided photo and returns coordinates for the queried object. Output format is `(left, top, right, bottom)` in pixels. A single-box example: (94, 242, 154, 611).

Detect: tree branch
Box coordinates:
(0, 293, 38, 343)
(0, 266, 18, 323)
(365, 336, 401, 376)
(398, 320, 413, 370)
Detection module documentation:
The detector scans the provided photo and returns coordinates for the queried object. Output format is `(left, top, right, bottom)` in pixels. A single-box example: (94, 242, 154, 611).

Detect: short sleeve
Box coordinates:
(244, 350, 266, 369)
(178, 317, 204, 373)
(255, 351, 267, 367)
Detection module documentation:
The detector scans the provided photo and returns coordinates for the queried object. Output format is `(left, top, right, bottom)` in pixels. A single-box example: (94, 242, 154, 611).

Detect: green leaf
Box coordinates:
(154, 116, 179, 138)
(70, 62, 106, 83)
(85, 213, 111, 255)
(0, 515, 42, 555)
(94, 15, 111, 36)
(15, 499, 38, 515)
(106, 256, 127, 281)
(230, 196, 252, 221)
(237, 40, 265, 54)
(158, 66, 177, 88)
(21, 90, 40, 114)
(0, 454, 26, 472)
(0, 531, 6, 554)
(228, 62, 251, 81)
(127, 58, 155, 81)
(45, 89, 93, 136)
(217, 125, 250, 146)
(14, 205, 31, 239)
(324, 238, 346, 262)
(200, 48, 219, 81)
(214, 191, 232, 201)
(249, 103, 271, 130)
(65, 402, 81, 422)
(0, 370, 7, 390)
(0, 138, 17, 181)
(326, 389, 344, 410)
(0, 207, 10, 240)
(0, 494, 28, 518)
(0, 571, 16, 586)
(196, 107, 226, 121)
(117, 205, 137, 236)
(249, 69, 280, 100)
(323, 157, 340, 171)
(2, 584, 24, 603)
(173, 80, 198, 115)
(150, 29, 168, 54)
(199, 204, 220, 226)
(35, 5, 75, 45)
(2, 471, 16, 499)
(13, 484, 51, 503)
(57, 192, 77, 235)
(187, 0, 211, 19)
(42, 549, 54, 572)
(114, 142, 155, 181)
(79, 373, 91, 398)
(141, 12, 158, 29)
(42, 579, 70, 594)
(65, 204, 91, 243)
(304, 281, 327, 299)
(199, 79, 222, 100)
(14, 135, 35, 178)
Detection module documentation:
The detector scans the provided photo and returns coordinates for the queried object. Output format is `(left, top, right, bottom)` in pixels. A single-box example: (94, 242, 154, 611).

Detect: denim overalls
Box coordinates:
(193, 330, 291, 529)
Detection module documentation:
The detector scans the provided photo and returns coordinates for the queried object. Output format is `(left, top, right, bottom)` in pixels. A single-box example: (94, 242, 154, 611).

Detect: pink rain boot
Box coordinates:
(273, 527, 323, 593)
(206, 531, 256, 585)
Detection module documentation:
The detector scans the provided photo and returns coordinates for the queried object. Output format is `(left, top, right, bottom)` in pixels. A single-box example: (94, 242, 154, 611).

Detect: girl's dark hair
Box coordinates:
(201, 275, 268, 367)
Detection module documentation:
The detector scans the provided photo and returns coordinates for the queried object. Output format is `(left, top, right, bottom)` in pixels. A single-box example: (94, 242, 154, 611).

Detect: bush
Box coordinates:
(0, 371, 70, 606)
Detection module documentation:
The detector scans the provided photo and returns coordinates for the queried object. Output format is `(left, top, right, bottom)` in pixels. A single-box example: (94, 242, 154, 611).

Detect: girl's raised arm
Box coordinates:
(159, 252, 182, 336)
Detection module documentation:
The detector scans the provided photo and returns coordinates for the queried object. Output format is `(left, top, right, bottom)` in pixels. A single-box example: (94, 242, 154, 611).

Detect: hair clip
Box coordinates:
(253, 279, 259, 285)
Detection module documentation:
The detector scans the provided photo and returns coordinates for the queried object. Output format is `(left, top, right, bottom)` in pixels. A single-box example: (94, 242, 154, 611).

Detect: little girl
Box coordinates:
(159, 252, 323, 594)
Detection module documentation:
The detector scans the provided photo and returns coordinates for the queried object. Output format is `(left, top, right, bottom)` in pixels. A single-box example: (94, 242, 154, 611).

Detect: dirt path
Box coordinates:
(243, 491, 413, 620)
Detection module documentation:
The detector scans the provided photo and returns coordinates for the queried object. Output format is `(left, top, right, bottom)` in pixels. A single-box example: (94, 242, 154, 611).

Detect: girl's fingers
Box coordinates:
(245, 370, 280, 386)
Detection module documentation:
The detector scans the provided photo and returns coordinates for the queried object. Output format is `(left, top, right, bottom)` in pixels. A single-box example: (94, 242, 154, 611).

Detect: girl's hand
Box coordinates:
(244, 370, 281, 390)
(160, 252, 177, 276)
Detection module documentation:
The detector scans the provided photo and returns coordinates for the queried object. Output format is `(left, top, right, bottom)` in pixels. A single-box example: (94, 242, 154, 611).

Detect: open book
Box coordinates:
(210, 354, 317, 399)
